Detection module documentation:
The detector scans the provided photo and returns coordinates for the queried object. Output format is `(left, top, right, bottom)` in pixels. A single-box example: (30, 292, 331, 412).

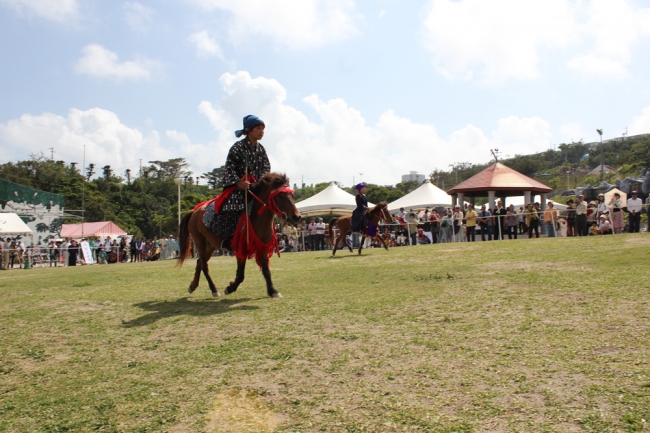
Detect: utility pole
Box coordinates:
(596, 129, 604, 181)
(49, 147, 55, 161)
(139, 159, 143, 176)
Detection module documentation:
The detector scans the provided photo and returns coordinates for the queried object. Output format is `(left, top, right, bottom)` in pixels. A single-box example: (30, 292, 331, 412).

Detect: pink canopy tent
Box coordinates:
(60, 221, 127, 238)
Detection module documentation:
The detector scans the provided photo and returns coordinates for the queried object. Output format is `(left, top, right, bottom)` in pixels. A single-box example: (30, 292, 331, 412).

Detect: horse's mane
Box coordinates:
(251, 172, 290, 195)
(367, 201, 387, 216)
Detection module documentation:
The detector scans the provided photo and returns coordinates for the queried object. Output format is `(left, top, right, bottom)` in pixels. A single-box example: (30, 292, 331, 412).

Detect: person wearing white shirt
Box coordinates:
(627, 190, 643, 233)
(596, 193, 608, 219)
(315, 218, 326, 251)
(575, 194, 588, 236)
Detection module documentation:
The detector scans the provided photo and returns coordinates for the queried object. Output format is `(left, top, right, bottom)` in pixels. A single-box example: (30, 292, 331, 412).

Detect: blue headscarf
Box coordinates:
(235, 115, 264, 138)
(355, 182, 367, 191)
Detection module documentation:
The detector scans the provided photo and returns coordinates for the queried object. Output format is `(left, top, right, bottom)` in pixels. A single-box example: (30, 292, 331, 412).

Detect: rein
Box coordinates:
(247, 184, 295, 220)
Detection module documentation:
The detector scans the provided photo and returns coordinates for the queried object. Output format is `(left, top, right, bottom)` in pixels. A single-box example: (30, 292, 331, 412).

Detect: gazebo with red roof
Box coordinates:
(447, 162, 553, 209)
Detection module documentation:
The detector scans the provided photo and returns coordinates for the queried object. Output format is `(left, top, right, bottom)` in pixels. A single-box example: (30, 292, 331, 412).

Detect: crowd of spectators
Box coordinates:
(0, 235, 180, 269)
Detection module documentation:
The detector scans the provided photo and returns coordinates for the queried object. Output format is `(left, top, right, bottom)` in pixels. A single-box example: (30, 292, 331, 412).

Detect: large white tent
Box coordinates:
(387, 181, 452, 212)
(0, 213, 33, 236)
(295, 182, 374, 216)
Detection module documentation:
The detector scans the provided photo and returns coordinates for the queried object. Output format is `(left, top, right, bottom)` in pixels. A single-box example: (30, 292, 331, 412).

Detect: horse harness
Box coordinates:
(247, 184, 294, 220)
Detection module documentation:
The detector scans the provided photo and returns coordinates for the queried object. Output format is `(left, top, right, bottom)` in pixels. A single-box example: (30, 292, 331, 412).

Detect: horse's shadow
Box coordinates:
(122, 296, 260, 328)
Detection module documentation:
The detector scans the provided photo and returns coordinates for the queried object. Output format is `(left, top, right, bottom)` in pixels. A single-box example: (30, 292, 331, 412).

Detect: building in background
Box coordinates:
(0, 178, 64, 244)
(401, 171, 425, 183)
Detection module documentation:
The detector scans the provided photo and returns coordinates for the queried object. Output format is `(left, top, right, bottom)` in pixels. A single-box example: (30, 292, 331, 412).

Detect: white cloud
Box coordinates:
(566, 54, 628, 78)
(186, 0, 360, 49)
(421, 0, 576, 82)
(197, 71, 556, 186)
(0, 108, 163, 175)
(74, 44, 161, 81)
(188, 30, 224, 59)
(1, 0, 80, 23)
(124, 1, 154, 32)
(629, 106, 650, 136)
(422, 0, 650, 82)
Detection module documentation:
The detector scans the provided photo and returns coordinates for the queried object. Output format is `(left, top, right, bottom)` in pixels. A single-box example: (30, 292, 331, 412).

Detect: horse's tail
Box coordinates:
(328, 217, 339, 241)
(176, 211, 194, 268)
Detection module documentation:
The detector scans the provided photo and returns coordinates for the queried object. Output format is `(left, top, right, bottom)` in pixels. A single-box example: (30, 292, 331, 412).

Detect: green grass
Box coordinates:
(1, 235, 650, 432)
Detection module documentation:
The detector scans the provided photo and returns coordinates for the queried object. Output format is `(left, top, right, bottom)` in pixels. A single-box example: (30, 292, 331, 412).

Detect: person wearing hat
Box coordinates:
(351, 182, 368, 247)
(596, 193, 608, 219)
(203, 115, 271, 252)
(315, 217, 326, 251)
(524, 203, 539, 238)
(575, 194, 588, 236)
(608, 192, 624, 234)
(598, 214, 613, 234)
(627, 190, 643, 233)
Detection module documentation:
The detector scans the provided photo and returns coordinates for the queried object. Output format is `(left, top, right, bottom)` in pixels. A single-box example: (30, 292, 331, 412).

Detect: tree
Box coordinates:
(203, 166, 226, 191)
(144, 158, 192, 180)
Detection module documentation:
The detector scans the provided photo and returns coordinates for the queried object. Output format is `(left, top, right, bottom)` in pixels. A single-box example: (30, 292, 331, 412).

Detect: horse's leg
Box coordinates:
(201, 245, 220, 298)
(358, 235, 366, 255)
(259, 256, 282, 298)
(378, 234, 389, 251)
(225, 258, 246, 295)
(189, 258, 202, 294)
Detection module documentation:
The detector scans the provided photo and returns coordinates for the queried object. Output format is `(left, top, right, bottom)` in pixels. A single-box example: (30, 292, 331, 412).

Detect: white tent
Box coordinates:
(295, 182, 374, 216)
(387, 181, 452, 212)
(0, 213, 33, 236)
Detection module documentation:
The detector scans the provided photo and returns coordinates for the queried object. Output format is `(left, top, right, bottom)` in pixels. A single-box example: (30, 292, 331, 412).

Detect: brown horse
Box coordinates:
(177, 172, 301, 298)
(328, 202, 394, 256)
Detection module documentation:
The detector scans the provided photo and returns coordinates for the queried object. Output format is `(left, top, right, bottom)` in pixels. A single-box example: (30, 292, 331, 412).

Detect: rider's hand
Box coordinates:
(237, 180, 250, 190)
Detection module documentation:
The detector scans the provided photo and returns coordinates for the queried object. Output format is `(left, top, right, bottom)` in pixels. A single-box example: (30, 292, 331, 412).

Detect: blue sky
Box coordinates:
(1, 0, 650, 187)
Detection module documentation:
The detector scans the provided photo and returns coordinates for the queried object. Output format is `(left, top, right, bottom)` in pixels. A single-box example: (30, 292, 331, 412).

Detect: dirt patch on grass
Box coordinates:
(203, 390, 284, 433)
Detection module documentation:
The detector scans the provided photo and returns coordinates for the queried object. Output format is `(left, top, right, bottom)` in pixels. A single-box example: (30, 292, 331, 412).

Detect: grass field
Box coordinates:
(1, 234, 650, 433)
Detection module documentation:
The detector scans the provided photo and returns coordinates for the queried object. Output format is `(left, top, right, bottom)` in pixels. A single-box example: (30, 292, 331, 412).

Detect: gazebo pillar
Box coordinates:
(451, 194, 457, 207)
(524, 191, 531, 205)
(457, 192, 465, 207)
(470, 196, 476, 206)
(487, 191, 496, 210)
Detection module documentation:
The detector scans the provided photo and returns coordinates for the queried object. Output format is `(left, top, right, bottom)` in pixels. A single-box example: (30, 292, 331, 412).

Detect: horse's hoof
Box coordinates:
(211, 291, 220, 298)
(188, 285, 195, 294)
(272, 292, 283, 298)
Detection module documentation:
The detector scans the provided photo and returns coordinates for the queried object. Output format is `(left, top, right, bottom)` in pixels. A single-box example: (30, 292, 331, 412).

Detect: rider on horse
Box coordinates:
(203, 114, 271, 252)
(350, 182, 368, 247)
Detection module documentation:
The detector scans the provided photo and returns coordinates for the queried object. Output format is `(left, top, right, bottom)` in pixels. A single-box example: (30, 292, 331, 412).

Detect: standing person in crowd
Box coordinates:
(316, 217, 326, 251)
(565, 199, 576, 236)
(452, 205, 464, 242)
(103, 236, 112, 256)
(478, 205, 492, 241)
(68, 239, 79, 266)
(307, 218, 318, 251)
(129, 236, 137, 262)
(351, 183, 368, 248)
(646, 195, 650, 231)
(608, 192, 624, 234)
(48, 240, 59, 267)
(517, 206, 526, 234)
(465, 204, 477, 242)
(493, 201, 507, 240)
(627, 190, 642, 233)
(596, 193, 608, 219)
(2, 237, 10, 270)
(586, 202, 597, 228)
(407, 213, 419, 246)
(61, 238, 69, 266)
(506, 204, 519, 239)
(439, 210, 452, 243)
(544, 202, 558, 237)
(135, 237, 143, 262)
(575, 195, 588, 236)
(525, 203, 540, 238)
(202, 114, 271, 253)
(429, 209, 440, 244)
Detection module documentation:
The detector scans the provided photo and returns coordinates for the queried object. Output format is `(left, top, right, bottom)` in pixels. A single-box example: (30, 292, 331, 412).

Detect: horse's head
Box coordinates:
(253, 173, 302, 224)
(369, 202, 393, 224)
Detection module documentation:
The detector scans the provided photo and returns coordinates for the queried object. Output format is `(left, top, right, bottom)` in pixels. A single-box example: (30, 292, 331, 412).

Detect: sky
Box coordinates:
(1, 0, 650, 188)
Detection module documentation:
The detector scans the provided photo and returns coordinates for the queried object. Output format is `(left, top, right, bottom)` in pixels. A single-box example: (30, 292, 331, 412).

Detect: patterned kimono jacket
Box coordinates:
(204, 138, 271, 239)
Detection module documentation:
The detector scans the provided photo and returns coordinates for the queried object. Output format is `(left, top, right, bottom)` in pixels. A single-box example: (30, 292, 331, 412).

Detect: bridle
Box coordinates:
(369, 204, 392, 224)
(247, 184, 295, 220)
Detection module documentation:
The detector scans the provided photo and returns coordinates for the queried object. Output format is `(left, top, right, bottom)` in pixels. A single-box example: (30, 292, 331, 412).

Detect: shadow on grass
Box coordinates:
(122, 297, 259, 327)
